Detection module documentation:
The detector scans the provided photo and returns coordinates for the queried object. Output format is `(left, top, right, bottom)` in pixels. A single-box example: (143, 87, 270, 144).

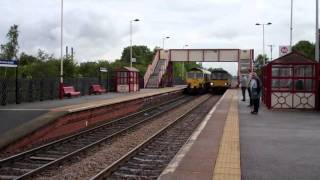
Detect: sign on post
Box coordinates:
(131, 58, 136, 63)
(99, 67, 108, 72)
(0, 59, 17, 67)
(279, 46, 292, 57)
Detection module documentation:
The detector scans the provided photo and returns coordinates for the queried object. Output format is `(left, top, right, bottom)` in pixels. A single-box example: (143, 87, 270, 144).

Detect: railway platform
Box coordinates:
(0, 86, 185, 152)
(159, 89, 320, 180)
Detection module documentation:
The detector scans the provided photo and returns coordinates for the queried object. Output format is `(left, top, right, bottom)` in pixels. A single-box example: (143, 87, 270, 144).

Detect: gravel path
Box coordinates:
(34, 95, 211, 180)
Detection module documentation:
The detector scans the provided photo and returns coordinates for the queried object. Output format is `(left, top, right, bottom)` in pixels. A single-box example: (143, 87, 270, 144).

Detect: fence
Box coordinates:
(0, 77, 116, 105)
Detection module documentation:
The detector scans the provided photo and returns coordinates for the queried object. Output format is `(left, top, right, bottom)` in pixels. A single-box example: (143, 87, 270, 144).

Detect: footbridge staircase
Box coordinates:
(144, 50, 171, 88)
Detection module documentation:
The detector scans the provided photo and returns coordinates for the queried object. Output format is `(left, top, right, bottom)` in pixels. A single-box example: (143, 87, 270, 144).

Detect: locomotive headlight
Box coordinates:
(210, 82, 214, 86)
(224, 82, 228, 86)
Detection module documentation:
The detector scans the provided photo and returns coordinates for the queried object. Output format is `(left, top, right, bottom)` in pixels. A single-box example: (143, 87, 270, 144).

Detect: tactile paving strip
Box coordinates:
(212, 90, 241, 180)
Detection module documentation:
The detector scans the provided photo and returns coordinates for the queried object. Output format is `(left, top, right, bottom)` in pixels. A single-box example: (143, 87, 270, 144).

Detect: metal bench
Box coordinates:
(90, 84, 106, 95)
(63, 86, 81, 97)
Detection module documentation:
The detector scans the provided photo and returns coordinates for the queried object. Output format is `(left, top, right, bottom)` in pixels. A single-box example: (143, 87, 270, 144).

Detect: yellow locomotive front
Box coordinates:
(186, 68, 211, 94)
(209, 69, 231, 94)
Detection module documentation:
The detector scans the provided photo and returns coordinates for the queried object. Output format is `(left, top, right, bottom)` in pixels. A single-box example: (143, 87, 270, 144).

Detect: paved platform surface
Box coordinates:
(0, 86, 185, 137)
(239, 92, 320, 180)
(159, 89, 240, 180)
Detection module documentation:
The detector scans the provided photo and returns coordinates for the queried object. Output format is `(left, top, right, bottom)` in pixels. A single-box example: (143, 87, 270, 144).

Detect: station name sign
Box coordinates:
(0, 59, 17, 67)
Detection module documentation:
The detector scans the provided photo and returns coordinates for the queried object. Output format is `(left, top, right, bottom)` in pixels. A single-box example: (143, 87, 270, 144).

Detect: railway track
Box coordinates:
(0, 95, 193, 180)
(90, 94, 220, 180)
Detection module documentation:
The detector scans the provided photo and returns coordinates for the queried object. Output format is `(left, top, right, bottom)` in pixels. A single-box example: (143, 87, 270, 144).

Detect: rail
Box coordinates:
(0, 96, 192, 179)
(90, 94, 215, 180)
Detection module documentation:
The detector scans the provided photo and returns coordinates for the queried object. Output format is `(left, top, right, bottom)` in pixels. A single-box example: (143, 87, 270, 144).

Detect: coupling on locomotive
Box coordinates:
(186, 67, 231, 94)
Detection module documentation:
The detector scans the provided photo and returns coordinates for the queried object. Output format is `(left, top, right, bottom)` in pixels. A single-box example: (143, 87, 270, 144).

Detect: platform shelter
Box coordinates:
(116, 67, 140, 93)
(262, 52, 319, 109)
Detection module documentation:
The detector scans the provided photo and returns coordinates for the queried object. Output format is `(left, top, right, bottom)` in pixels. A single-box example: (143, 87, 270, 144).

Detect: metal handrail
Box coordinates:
(157, 58, 169, 87)
(144, 50, 160, 87)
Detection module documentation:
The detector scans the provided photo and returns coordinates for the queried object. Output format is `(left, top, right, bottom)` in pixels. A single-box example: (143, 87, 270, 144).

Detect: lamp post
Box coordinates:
(290, 0, 293, 47)
(59, 0, 64, 99)
(130, 19, 140, 68)
(256, 22, 272, 65)
(268, 45, 274, 61)
(316, 0, 319, 62)
(162, 36, 170, 49)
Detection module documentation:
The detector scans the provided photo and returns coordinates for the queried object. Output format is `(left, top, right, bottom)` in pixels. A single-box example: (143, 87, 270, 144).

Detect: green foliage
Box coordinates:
(0, 24, 19, 60)
(0, 24, 199, 81)
(0, 25, 19, 77)
(254, 54, 268, 76)
(292, 40, 315, 60)
(120, 45, 154, 74)
(173, 62, 201, 80)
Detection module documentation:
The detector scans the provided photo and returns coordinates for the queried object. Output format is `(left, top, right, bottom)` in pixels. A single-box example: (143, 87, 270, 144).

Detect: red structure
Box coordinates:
(262, 52, 319, 109)
(116, 67, 140, 92)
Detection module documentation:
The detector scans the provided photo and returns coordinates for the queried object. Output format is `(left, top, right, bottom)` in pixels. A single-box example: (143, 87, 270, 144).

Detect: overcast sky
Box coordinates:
(0, 0, 317, 74)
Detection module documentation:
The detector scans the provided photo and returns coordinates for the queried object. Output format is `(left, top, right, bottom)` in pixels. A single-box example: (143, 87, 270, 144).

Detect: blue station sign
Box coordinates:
(0, 59, 18, 67)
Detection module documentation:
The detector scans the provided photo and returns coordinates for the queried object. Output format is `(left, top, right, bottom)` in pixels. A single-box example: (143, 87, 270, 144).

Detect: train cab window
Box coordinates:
(187, 72, 204, 79)
(211, 72, 228, 80)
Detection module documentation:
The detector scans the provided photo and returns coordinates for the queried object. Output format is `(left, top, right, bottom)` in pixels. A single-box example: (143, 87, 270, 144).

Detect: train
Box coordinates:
(209, 68, 232, 93)
(185, 67, 231, 94)
(186, 67, 211, 94)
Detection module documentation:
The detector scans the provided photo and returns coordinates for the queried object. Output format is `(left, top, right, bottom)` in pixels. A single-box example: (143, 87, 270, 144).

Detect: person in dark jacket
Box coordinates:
(247, 73, 253, 107)
(250, 73, 261, 114)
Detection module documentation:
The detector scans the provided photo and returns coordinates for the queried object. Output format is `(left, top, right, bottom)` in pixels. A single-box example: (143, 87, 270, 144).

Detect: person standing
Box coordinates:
(247, 72, 253, 107)
(250, 73, 261, 114)
(240, 75, 248, 101)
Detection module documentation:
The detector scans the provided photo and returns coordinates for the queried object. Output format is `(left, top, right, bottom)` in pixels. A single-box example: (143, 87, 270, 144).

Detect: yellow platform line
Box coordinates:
(212, 90, 241, 180)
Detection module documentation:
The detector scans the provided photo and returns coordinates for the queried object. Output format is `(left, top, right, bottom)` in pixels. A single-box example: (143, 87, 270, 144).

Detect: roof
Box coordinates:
(116, 66, 140, 72)
(211, 68, 228, 73)
(188, 67, 211, 75)
(269, 51, 317, 64)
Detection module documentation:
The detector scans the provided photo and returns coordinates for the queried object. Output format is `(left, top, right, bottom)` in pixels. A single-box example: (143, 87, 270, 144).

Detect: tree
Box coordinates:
(0, 25, 19, 77)
(120, 45, 154, 74)
(254, 54, 268, 76)
(292, 40, 315, 60)
(0, 25, 19, 60)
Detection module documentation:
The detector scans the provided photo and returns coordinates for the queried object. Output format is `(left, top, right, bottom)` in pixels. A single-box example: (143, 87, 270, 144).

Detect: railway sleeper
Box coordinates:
(31, 153, 63, 159)
(12, 162, 43, 169)
(118, 166, 163, 175)
(126, 161, 166, 169)
(0, 166, 31, 174)
(111, 173, 156, 180)
(0, 174, 20, 180)
(29, 155, 57, 161)
(113, 170, 159, 179)
(132, 157, 165, 163)
(137, 152, 168, 159)
(0, 167, 26, 176)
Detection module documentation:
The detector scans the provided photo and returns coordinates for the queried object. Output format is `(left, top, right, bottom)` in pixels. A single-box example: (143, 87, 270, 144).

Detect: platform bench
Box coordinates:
(90, 84, 106, 95)
(63, 86, 81, 97)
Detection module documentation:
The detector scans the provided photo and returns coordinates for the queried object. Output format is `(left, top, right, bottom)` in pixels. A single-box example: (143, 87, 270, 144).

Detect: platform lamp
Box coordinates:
(162, 36, 170, 49)
(130, 19, 140, 68)
(255, 22, 272, 65)
(316, 0, 319, 62)
(59, 0, 64, 99)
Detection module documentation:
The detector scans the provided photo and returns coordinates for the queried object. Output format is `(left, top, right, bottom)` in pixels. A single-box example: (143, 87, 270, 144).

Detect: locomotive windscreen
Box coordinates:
(211, 72, 228, 80)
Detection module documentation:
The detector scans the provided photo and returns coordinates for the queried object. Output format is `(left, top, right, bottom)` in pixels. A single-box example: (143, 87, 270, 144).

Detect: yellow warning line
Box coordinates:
(212, 90, 241, 180)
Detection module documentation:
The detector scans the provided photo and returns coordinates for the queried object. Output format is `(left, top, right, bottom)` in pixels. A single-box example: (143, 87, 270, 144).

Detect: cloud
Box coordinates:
(0, 0, 317, 74)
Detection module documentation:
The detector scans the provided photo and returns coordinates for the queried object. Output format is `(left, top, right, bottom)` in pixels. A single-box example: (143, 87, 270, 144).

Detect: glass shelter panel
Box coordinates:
(294, 65, 314, 77)
(272, 79, 293, 90)
(272, 66, 293, 77)
(294, 79, 313, 91)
